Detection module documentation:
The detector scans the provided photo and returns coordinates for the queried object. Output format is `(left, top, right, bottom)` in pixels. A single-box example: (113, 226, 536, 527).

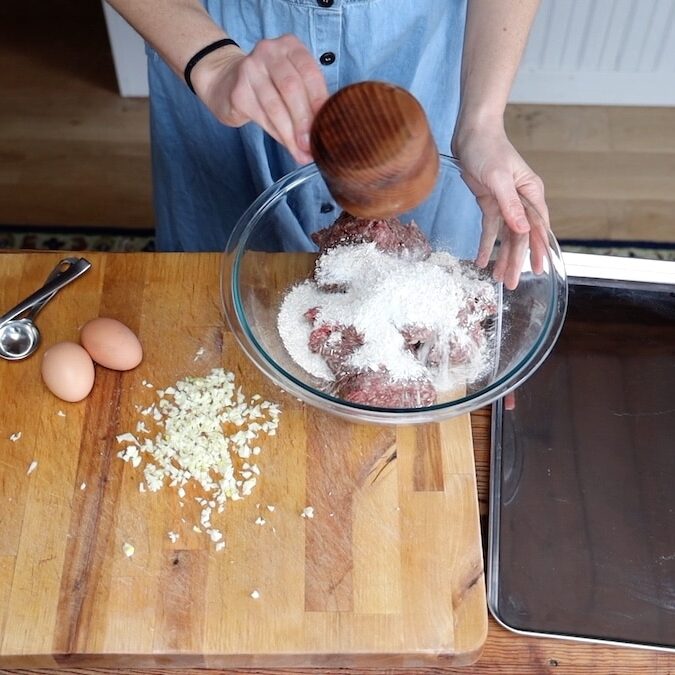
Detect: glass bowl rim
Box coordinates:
(222, 154, 568, 423)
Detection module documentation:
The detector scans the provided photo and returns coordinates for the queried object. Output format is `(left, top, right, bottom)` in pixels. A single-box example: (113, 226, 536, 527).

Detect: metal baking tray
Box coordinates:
(488, 252, 675, 652)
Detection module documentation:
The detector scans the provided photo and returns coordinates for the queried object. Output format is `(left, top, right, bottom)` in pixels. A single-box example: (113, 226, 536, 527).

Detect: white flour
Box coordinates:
(277, 242, 497, 391)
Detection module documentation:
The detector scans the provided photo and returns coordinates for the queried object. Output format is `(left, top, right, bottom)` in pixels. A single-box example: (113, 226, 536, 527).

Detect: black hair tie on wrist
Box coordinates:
(184, 38, 240, 94)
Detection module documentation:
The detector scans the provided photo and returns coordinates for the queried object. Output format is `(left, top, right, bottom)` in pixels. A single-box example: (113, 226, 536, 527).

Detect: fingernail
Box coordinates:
(504, 392, 516, 410)
(516, 216, 530, 232)
(506, 275, 519, 290)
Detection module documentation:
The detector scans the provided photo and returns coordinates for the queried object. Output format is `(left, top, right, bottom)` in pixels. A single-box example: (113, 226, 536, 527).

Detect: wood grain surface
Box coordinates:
(0, 252, 486, 669)
(310, 82, 439, 218)
(1, 253, 673, 674)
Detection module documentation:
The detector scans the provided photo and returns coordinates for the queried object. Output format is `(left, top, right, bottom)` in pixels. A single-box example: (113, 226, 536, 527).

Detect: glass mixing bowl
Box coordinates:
(221, 155, 567, 424)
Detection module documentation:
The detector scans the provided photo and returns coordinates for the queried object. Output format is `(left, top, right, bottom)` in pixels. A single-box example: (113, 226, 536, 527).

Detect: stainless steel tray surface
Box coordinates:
(489, 254, 675, 652)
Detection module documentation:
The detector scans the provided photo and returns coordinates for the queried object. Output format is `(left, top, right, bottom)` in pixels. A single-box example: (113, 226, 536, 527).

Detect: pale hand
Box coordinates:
(191, 35, 329, 165)
(453, 125, 551, 290)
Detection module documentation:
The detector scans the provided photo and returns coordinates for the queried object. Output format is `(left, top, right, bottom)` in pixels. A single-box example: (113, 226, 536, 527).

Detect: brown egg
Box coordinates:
(80, 317, 143, 371)
(41, 342, 95, 402)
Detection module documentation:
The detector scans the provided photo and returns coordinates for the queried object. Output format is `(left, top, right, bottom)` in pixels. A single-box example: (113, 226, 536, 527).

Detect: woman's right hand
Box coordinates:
(190, 34, 330, 165)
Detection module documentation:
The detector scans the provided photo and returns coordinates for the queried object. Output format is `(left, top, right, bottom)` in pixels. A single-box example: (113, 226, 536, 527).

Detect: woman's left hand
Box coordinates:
(452, 122, 551, 290)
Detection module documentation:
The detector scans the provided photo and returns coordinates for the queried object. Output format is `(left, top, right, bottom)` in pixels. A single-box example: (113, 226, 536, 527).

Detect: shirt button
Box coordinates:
(317, 0, 334, 6)
(320, 51, 336, 66)
(320, 202, 335, 214)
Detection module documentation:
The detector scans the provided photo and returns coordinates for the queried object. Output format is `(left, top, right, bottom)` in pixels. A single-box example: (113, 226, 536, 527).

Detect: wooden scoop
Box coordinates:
(310, 81, 439, 219)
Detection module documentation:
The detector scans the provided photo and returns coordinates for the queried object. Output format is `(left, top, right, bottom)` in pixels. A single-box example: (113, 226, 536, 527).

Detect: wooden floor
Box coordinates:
(0, 0, 152, 230)
(1, 1, 674, 243)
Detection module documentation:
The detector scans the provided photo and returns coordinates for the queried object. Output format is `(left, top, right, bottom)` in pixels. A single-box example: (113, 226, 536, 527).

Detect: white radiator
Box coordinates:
(511, 0, 675, 106)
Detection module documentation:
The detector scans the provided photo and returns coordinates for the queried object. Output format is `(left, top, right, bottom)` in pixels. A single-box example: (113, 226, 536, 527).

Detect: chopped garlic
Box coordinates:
(9, 432, 21, 442)
(254, 516, 266, 526)
(123, 542, 135, 557)
(200, 506, 213, 529)
(168, 531, 179, 543)
(250, 590, 260, 600)
(116, 432, 138, 445)
(80, 482, 87, 490)
(26, 460, 37, 475)
(57, 410, 66, 417)
(301, 506, 315, 519)
(267, 505, 275, 512)
(207, 528, 223, 542)
(241, 477, 257, 496)
(114, 368, 281, 543)
(215, 541, 226, 552)
(193, 347, 205, 361)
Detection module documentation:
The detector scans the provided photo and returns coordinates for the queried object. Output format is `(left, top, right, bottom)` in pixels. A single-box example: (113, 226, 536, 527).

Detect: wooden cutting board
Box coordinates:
(0, 252, 487, 669)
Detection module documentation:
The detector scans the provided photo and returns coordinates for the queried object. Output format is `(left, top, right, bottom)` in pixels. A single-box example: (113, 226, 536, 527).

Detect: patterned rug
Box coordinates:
(1, 226, 673, 260)
(0, 226, 155, 253)
(557, 238, 675, 261)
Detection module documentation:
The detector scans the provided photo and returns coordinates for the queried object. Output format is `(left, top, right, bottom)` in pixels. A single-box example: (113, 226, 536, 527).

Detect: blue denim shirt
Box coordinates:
(147, 0, 480, 253)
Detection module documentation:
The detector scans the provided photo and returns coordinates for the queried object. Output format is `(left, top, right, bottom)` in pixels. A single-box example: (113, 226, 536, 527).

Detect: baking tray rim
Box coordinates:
(487, 252, 675, 653)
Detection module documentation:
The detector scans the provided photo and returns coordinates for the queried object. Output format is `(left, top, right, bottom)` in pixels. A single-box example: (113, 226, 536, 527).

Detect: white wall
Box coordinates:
(103, 0, 675, 105)
(102, 2, 148, 97)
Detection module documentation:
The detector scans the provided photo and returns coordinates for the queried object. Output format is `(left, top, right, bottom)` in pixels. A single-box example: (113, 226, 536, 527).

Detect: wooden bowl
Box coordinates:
(310, 81, 439, 219)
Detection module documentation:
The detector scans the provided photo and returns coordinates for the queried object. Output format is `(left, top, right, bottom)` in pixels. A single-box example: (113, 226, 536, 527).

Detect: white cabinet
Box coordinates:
(102, 2, 148, 97)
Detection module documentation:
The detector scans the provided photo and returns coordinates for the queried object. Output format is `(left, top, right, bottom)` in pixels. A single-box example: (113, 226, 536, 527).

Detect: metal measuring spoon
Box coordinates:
(0, 257, 92, 360)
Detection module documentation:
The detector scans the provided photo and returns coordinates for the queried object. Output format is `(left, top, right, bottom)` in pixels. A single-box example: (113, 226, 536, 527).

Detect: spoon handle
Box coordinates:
(26, 258, 83, 321)
(0, 257, 92, 325)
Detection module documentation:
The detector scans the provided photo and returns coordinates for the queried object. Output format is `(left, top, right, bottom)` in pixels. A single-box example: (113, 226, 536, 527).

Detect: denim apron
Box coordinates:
(147, 0, 481, 254)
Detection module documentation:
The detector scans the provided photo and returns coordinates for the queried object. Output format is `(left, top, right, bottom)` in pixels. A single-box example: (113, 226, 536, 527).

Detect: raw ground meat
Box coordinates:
(312, 211, 431, 259)
(305, 312, 438, 406)
(458, 295, 498, 324)
(278, 212, 497, 409)
(401, 321, 493, 368)
(305, 314, 438, 406)
(307, 320, 364, 376)
(335, 369, 437, 408)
